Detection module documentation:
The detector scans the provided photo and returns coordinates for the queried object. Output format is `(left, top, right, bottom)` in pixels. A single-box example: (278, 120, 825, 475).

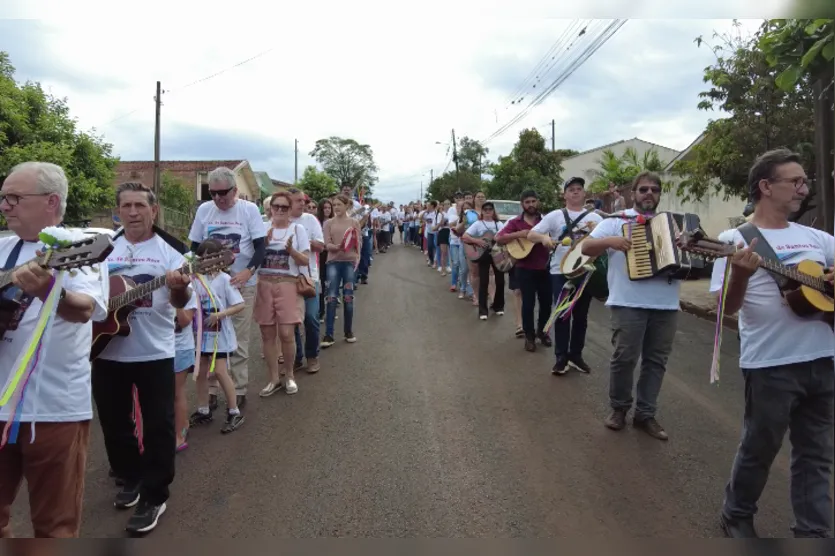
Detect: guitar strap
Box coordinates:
(737, 223, 789, 289)
(559, 209, 593, 242)
(2, 239, 24, 271)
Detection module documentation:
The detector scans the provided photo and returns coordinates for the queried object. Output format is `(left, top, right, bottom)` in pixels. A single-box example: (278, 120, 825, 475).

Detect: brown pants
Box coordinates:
(0, 420, 90, 538)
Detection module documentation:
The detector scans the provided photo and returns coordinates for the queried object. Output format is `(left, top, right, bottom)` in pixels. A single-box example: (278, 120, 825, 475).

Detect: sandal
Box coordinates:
(278, 355, 285, 365)
(515, 327, 525, 338)
(259, 381, 282, 397)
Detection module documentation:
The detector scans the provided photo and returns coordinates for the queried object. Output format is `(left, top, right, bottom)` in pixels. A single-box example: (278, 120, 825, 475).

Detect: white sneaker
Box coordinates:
(285, 379, 298, 395)
(496, 311, 505, 316)
(479, 315, 488, 320)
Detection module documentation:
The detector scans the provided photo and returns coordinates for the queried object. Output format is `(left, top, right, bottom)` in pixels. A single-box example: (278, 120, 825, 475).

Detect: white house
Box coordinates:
(560, 137, 681, 185)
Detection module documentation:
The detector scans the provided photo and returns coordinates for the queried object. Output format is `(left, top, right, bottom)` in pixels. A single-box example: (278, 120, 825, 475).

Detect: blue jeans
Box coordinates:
(356, 234, 372, 278)
(427, 233, 436, 264)
(434, 233, 442, 267)
(723, 358, 834, 537)
(294, 281, 320, 363)
(456, 243, 473, 295)
(325, 262, 355, 337)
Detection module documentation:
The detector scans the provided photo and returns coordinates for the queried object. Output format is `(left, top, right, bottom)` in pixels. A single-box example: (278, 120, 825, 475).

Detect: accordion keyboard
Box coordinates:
(624, 223, 654, 279)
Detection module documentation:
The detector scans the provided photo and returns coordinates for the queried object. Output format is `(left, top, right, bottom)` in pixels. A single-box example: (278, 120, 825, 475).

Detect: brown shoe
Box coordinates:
(634, 417, 669, 441)
(306, 357, 320, 374)
(524, 339, 536, 352)
(604, 409, 628, 431)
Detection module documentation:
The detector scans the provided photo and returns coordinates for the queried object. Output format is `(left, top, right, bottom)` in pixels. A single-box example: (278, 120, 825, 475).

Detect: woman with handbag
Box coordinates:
(321, 194, 362, 348)
(255, 191, 311, 397)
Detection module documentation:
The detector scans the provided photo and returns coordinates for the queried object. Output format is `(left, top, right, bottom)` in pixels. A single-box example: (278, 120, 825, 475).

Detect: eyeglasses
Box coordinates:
(210, 187, 235, 198)
(636, 186, 661, 194)
(0, 192, 50, 206)
(271, 204, 291, 211)
(770, 176, 808, 189)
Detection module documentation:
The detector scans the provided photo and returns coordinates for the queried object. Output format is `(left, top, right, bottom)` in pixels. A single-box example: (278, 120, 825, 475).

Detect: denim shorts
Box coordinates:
(174, 349, 195, 373)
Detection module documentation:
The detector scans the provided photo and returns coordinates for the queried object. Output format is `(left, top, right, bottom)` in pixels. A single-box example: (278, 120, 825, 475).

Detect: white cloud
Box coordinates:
(2, 2, 770, 203)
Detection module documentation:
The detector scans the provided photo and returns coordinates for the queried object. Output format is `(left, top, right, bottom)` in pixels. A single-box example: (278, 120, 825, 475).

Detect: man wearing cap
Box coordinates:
(529, 177, 601, 371)
(496, 190, 552, 351)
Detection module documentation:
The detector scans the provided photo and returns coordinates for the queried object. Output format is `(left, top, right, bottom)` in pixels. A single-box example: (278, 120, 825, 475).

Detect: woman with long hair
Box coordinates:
(255, 191, 310, 397)
(451, 199, 474, 300)
(462, 201, 505, 320)
(321, 195, 362, 347)
(436, 199, 452, 276)
(316, 198, 334, 322)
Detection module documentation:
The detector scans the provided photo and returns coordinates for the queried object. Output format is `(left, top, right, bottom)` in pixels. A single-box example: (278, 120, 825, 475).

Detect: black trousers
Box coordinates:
(477, 257, 505, 316)
(551, 274, 593, 359)
(516, 267, 552, 340)
(92, 358, 176, 506)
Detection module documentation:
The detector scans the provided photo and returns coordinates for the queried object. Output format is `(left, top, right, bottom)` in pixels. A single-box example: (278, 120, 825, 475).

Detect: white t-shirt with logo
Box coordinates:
(260, 225, 311, 278)
(588, 209, 680, 310)
(466, 220, 504, 237)
(532, 208, 603, 275)
(189, 200, 266, 288)
(448, 210, 462, 247)
(174, 290, 198, 352)
(709, 223, 835, 369)
(193, 272, 244, 354)
(291, 213, 325, 283)
(0, 236, 109, 422)
(424, 211, 436, 237)
(99, 234, 189, 362)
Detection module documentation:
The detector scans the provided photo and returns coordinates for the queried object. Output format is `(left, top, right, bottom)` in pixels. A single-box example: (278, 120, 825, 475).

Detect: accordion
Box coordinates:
(622, 212, 703, 281)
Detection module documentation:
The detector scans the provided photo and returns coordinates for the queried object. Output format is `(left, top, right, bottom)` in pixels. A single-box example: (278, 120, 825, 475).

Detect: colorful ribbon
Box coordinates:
(544, 271, 594, 334)
(709, 260, 733, 384)
(192, 273, 220, 381)
(0, 272, 65, 448)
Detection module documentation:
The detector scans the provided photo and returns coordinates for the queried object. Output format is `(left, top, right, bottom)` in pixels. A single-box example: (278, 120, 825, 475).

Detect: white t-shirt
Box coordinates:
(260, 224, 311, 278)
(424, 211, 436, 237)
(532, 208, 603, 275)
(449, 214, 462, 246)
(709, 223, 835, 369)
(588, 209, 680, 310)
(99, 234, 189, 362)
(193, 272, 244, 354)
(466, 220, 504, 237)
(0, 236, 109, 422)
(188, 200, 266, 288)
(291, 213, 324, 283)
(174, 290, 198, 352)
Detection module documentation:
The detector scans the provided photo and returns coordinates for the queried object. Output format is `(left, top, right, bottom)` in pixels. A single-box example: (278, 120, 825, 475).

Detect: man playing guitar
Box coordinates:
(93, 182, 192, 535)
(0, 162, 108, 538)
(711, 149, 834, 538)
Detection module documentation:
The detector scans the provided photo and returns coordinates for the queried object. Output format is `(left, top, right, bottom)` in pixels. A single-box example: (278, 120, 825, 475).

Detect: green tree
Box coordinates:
(554, 148, 579, 159)
(671, 23, 816, 201)
(425, 170, 482, 202)
(486, 128, 564, 211)
(589, 147, 668, 193)
(456, 136, 490, 174)
(297, 165, 338, 201)
(0, 52, 118, 222)
(309, 136, 378, 196)
(159, 171, 195, 213)
(758, 19, 833, 91)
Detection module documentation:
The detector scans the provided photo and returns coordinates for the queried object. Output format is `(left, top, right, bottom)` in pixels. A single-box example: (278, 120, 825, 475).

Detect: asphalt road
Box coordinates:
(11, 243, 798, 538)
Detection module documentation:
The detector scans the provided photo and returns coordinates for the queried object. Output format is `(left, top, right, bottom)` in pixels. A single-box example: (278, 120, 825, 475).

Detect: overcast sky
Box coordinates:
(2, 2, 778, 204)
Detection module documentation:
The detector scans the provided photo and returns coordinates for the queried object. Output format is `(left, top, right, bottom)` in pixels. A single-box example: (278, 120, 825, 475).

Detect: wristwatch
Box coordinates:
(59, 288, 67, 301)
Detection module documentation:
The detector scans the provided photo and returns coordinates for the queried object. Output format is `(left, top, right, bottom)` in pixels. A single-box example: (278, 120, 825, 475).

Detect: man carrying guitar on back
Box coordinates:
(710, 149, 834, 538)
(92, 182, 192, 535)
(0, 162, 109, 538)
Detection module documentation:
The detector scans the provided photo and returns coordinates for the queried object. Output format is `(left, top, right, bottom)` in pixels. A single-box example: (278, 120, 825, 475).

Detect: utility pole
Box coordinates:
(153, 81, 163, 226)
(451, 129, 459, 190)
(294, 139, 299, 184)
(420, 181, 423, 202)
(551, 119, 556, 151)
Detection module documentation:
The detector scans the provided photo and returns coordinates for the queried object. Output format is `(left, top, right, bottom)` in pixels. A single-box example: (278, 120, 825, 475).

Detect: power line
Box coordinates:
(97, 47, 274, 128)
(481, 19, 627, 145)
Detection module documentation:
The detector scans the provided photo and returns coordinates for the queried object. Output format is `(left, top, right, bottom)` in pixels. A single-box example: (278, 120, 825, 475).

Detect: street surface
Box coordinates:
(11, 246, 795, 538)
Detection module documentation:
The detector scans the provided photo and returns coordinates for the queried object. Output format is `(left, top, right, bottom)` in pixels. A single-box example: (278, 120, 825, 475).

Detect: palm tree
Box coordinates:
(589, 147, 669, 192)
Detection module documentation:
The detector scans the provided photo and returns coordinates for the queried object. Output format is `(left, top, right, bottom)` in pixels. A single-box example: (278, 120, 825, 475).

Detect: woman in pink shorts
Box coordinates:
(255, 191, 311, 397)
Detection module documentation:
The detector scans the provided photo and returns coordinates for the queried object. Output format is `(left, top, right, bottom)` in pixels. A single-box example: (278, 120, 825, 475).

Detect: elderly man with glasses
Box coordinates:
(188, 167, 266, 411)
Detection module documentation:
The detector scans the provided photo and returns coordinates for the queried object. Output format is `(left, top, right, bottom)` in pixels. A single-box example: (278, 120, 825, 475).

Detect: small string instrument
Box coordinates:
(91, 250, 235, 360)
(677, 230, 834, 325)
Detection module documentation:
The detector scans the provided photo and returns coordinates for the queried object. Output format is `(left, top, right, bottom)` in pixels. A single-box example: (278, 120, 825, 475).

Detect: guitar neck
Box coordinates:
(757, 258, 829, 294)
(108, 263, 187, 311)
(0, 253, 50, 290)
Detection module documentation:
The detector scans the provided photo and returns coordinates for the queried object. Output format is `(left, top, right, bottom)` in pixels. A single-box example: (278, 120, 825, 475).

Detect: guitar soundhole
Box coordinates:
(572, 258, 582, 271)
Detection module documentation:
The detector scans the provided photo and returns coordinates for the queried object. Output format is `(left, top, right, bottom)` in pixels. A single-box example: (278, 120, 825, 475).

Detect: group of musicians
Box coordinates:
(413, 148, 834, 538)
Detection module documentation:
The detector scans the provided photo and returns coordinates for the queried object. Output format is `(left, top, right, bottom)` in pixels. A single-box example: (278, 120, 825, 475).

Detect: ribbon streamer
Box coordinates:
(709, 260, 733, 384)
(192, 274, 220, 381)
(0, 272, 65, 448)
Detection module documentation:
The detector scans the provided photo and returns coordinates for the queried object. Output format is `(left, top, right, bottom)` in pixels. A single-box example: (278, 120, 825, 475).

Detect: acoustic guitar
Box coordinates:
(91, 250, 235, 360)
(677, 231, 834, 325)
(505, 237, 535, 260)
(464, 231, 495, 262)
(0, 233, 115, 341)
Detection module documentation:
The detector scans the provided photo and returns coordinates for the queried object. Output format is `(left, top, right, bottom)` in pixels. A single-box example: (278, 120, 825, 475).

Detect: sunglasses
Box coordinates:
(637, 186, 661, 194)
(210, 187, 235, 198)
(271, 204, 291, 211)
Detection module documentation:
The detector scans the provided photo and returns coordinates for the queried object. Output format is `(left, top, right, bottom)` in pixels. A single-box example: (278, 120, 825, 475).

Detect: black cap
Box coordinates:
(481, 201, 495, 210)
(564, 177, 585, 190)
